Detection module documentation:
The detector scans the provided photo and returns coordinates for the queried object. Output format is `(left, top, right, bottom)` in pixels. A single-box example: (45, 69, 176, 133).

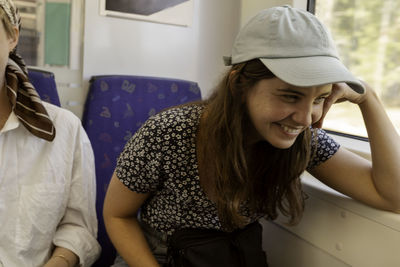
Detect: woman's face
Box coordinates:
(0, 23, 17, 78)
(245, 77, 332, 149)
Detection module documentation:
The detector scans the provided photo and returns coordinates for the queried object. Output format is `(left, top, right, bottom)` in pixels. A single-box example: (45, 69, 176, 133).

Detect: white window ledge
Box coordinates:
(301, 172, 400, 231)
(262, 133, 400, 266)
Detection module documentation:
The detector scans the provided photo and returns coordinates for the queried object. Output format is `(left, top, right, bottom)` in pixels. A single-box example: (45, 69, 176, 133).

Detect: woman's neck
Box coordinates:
(0, 79, 12, 129)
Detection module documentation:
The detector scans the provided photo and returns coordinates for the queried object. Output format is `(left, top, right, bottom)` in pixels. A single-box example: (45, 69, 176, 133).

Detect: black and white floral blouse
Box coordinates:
(115, 104, 340, 236)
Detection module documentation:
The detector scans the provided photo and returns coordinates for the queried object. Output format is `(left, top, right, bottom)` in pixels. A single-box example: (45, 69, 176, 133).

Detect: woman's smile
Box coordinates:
(246, 77, 332, 148)
(278, 123, 304, 135)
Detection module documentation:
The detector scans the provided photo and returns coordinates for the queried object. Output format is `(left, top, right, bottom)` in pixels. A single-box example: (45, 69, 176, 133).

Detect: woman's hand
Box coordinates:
(313, 81, 369, 128)
(311, 79, 400, 213)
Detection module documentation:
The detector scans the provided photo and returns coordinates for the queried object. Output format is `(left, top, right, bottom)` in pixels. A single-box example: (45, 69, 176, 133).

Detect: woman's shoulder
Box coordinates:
(311, 128, 340, 148)
(42, 102, 82, 133)
(149, 103, 204, 129)
(308, 128, 341, 169)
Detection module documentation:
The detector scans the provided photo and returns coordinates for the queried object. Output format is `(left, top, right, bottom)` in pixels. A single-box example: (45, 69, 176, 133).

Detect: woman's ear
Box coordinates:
(8, 26, 19, 52)
(228, 69, 238, 87)
(229, 70, 237, 80)
(227, 69, 238, 92)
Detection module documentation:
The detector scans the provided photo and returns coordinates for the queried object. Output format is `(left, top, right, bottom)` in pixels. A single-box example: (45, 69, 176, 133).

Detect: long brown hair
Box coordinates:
(199, 59, 312, 230)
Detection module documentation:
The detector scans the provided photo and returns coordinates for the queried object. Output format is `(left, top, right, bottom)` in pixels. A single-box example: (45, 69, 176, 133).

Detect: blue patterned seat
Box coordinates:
(81, 75, 202, 266)
(27, 68, 61, 107)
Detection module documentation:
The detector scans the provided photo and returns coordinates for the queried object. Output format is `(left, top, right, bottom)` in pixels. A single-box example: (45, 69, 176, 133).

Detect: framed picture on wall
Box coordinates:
(99, 0, 194, 27)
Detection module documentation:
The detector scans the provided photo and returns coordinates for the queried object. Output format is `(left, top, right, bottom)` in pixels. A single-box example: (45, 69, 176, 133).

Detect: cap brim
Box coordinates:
(260, 56, 365, 94)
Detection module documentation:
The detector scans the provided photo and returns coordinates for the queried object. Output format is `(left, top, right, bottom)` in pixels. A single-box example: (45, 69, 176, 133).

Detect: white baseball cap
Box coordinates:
(224, 5, 365, 94)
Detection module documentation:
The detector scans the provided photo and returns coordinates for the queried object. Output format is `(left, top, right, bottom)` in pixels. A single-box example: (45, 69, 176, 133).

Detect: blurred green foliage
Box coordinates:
(316, 0, 400, 106)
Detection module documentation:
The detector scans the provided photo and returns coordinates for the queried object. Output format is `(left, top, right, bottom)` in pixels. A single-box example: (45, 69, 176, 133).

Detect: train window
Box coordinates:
(309, 0, 400, 138)
(15, 0, 83, 70)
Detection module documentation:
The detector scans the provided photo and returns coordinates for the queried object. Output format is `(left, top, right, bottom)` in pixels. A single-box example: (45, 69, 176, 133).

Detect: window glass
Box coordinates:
(315, 0, 400, 137)
(14, 0, 84, 113)
(15, 0, 83, 70)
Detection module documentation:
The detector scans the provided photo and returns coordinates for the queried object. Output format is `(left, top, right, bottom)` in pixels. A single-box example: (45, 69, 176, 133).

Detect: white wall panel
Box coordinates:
(83, 0, 240, 106)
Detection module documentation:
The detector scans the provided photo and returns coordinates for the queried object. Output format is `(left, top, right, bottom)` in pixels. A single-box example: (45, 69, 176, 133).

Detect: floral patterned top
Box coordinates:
(115, 104, 340, 236)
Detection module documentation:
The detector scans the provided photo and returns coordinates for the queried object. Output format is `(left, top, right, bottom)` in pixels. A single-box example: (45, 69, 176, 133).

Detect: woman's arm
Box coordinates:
(309, 82, 400, 213)
(52, 122, 101, 266)
(103, 172, 160, 267)
(44, 247, 78, 267)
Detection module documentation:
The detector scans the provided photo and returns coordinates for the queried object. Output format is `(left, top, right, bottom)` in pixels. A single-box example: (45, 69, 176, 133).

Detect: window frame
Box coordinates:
(16, 0, 85, 115)
(307, 0, 373, 149)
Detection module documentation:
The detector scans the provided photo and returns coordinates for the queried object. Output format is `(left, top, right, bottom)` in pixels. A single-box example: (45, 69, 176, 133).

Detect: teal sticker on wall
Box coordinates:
(45, 2, 71, 66)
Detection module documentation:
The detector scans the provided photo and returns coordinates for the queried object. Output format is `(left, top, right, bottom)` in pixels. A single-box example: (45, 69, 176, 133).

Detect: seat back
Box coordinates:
(81, 75, 202, 267)
(27, 68, 61, 107)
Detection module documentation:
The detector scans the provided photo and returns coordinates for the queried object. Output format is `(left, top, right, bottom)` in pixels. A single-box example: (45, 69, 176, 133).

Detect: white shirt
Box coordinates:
(0, 103, 101, 267)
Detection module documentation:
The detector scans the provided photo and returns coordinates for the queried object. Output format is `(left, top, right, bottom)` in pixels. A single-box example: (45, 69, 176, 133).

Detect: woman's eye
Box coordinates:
(282, 95, 299, 102)
(314, 97, 326, 104)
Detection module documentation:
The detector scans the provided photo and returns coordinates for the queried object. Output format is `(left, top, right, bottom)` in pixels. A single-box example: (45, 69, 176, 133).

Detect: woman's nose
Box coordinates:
(292, 103, 314, 126)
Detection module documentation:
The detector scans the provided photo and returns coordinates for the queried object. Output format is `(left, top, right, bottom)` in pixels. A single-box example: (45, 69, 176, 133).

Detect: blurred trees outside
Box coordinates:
(316, 0, 400, 106)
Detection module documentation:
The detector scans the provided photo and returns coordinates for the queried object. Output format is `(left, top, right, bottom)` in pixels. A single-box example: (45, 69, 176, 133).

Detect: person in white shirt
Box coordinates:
(0, 0, 100, 266)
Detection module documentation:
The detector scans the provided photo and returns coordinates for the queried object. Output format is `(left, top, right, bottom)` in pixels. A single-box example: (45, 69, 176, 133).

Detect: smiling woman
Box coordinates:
(102, 6, 400, 267)
(246, 78, 332, 149)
